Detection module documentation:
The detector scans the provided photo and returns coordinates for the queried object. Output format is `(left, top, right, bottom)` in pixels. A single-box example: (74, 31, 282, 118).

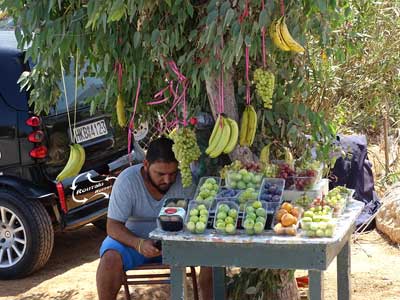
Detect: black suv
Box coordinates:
(0, 34, 138, 279)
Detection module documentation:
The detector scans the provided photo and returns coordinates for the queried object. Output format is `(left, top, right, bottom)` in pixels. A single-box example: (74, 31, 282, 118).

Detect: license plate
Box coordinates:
(74, 120, 108, 143)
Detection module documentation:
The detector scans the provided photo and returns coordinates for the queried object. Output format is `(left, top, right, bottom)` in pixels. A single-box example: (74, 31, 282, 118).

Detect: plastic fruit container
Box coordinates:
(225, 169, 263, 190)
(301, 219, 336, 238)
(158, 207, 186, 232)
(185, 201, 211, 234)
(242, 200, 268, 235)
(237, 188, 259, 210)
(290, 174, 318, 191)
(213, 201, 239, 235)
(258, 178, 285, 203)
(162, 197, 190, 210)
(272, 201, 302, 236)
(194, 176, 221, 208)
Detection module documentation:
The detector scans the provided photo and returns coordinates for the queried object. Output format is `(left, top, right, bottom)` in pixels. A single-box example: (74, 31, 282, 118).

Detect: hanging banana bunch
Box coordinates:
(205, 115, 239, 158)
(269, 16, 305, 53)
(56, 144, 86, 181)
(239, 105, 258, 147)
(116, 94, 127, 128)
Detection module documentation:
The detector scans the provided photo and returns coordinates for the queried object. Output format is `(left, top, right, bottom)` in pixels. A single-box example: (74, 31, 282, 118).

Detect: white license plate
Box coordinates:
(74, 120, 108, 143)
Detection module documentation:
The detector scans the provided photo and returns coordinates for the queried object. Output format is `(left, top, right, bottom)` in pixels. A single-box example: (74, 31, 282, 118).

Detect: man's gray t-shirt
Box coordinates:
(108, 163, 195, 238)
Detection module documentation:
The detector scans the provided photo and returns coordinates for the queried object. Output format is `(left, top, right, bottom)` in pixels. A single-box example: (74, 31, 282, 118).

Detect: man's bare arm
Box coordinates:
(106, 218, 160, 258)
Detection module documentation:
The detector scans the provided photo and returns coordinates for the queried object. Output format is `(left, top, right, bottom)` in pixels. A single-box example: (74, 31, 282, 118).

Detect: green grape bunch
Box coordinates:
(253, 68, 275, 109)
(170, 127, 201, 187)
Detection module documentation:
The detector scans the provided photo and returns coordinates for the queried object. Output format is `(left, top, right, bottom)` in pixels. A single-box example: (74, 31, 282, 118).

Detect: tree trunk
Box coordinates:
(205, 71, 299, 300)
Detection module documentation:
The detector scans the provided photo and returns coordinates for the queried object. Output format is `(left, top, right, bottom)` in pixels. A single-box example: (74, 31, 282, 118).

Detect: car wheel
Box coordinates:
(0, 190, 54, 279)
(92, 218, 107, 232)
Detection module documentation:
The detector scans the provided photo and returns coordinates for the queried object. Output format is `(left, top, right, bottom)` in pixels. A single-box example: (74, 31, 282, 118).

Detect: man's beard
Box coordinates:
(144, 169, 170, 194)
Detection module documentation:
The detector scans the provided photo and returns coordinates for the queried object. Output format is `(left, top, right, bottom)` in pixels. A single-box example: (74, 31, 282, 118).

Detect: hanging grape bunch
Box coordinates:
(253, 68, 275, 109)
(170, 127, 201, 187)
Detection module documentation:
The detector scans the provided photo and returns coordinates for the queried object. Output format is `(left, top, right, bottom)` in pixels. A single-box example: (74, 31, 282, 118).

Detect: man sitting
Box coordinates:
(96, 137, 213, 300)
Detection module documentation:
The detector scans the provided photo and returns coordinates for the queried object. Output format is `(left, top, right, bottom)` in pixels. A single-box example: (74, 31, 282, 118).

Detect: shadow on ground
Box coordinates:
(0, 225, 106, 297)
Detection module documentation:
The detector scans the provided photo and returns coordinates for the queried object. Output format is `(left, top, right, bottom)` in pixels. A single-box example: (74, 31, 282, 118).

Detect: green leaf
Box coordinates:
(133, 31, 141, 48)
(245, 35, 251, 47)
(206, 9, 218, 25)
(108, 0, 125, 22)
(258, 9, 267, 28)
(151, 29, 160, 46)
(187, 4, 194, 17)
(188, 30, 198, 42)
(235, 32, 243, 58)
(223, 8, 235, 29)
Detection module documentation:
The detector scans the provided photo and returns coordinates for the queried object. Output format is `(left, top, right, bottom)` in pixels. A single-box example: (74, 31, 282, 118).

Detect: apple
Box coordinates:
(190, 209, 199, 216)
(254, 222, 264, 234)
(217, 211, 227, 220)
(228, 208, 238, 218)
(225, 223, 236, 234)
(187, 221, 195, 232)
(199, 215, 208, 223)
(189, 215, 199, 223)
(252, 201, 262, 209)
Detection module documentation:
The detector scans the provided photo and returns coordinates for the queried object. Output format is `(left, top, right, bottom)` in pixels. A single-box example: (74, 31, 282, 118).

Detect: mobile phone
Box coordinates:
(153, 239, 162, 251)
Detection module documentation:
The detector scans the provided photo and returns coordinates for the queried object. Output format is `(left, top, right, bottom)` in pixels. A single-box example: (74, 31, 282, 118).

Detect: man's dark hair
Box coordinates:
(146, 137, 178, 164)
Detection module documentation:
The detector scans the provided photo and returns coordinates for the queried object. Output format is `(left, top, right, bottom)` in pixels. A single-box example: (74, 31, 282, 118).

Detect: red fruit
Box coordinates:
(189, 117, 198, 125)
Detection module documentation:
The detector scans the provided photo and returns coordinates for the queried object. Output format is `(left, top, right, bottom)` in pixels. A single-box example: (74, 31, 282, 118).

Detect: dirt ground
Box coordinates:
(0, 225, 399, 300)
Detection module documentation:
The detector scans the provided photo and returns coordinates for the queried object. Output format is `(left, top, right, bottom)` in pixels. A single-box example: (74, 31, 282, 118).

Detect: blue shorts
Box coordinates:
(99, 236, 162, 271)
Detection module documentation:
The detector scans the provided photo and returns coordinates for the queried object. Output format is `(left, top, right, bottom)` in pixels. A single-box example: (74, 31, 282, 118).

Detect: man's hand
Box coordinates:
(139, 239, 161, 258)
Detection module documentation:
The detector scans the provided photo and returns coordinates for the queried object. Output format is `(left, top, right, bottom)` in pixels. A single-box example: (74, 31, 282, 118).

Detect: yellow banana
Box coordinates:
(209, 117, 231, 158)
(74, 143, 86, 174)
(279, 16, 305, 53)
(116, 94, 127, 128)
(56, 144, 80, 181)
(269, 18, 290, 51)
(239, 107, 249, 146)
(246, 105, 258, 146)
(284, 146, 294, 165)
(205, 114, 222, 155)
(223, 118, 239, 154)
(260, 143, 271, 164)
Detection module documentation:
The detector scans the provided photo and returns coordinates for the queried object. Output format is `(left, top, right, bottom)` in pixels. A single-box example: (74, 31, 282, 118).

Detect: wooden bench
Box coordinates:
(122, 263, 199, 300)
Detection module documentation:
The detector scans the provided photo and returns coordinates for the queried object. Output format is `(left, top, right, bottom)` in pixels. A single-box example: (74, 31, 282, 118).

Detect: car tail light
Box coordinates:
(26, 116, 41, 127)
(56, 182, 68, 213)
(28, 130, 44, 143)
(29, 145, 48, 159)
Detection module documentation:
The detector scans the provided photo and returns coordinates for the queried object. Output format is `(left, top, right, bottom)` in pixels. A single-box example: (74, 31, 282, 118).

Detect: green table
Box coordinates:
(150, 200, 364, 300)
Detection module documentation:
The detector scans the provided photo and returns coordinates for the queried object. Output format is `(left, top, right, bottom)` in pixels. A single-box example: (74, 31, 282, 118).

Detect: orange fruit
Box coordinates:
(281, 213, 297, 227)
(273, 223, 284, 234)
(281, 202, 293, 213)
(276, 209, 287, 222)
(291, 207, 300, 218)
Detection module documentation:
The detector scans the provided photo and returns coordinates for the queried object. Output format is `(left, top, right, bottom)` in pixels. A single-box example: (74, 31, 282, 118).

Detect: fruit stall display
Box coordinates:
(158, 170, 356, 239)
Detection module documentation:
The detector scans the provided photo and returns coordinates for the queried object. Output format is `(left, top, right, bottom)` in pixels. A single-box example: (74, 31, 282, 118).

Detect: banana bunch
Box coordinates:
(253, 68, 275, 109)
(239, 105, 257, 147)
(205, 115, 239, 158)
(269, 16, 305, 53)
(116, 94, 127, 128)
(56, 144, 86, 181)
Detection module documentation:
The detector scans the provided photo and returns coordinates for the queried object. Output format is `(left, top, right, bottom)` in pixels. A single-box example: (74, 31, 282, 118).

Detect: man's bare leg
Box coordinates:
(96, 250, 124, 300)
(199, 266, 213, 300)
